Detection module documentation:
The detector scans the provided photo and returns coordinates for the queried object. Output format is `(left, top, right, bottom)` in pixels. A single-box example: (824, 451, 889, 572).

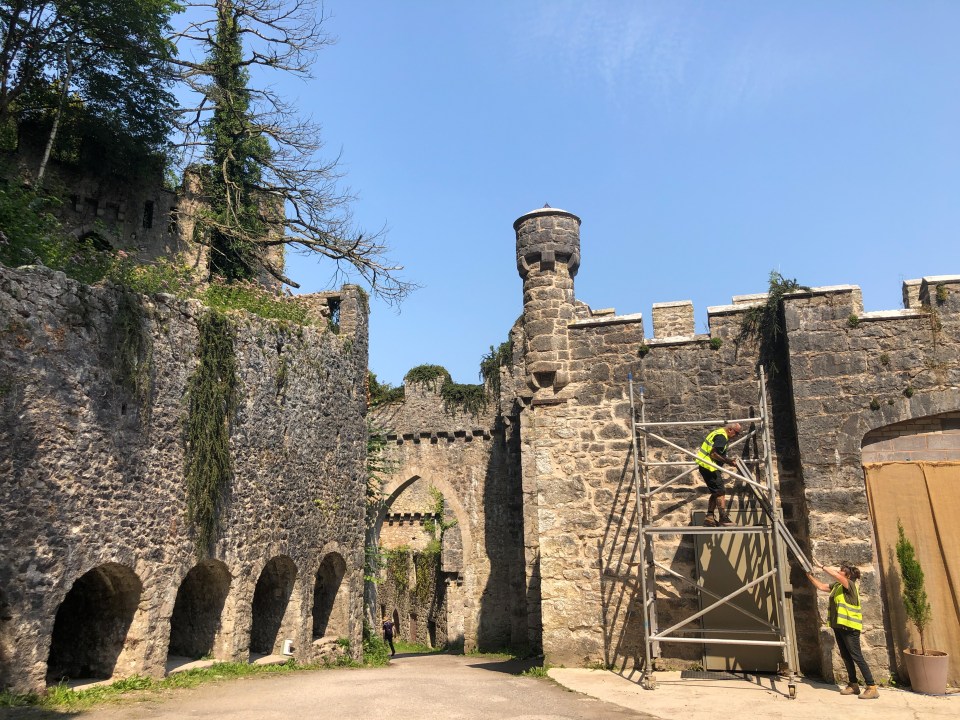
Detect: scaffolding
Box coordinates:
(628, 368, 812, 698)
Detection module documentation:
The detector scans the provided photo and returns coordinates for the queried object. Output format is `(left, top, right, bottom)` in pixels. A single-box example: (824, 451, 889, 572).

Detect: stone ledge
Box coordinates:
(646, 334, 709, 347)
(569, 312, 643, 329)
(859, 309, 926, 321)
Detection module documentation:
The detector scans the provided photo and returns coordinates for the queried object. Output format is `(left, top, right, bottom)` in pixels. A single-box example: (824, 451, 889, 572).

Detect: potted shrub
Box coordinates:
(896, 521, 949, 694)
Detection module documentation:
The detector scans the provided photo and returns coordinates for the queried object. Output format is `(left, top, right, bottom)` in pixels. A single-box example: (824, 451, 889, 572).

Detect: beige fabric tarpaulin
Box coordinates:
(864, 461, 960, 686)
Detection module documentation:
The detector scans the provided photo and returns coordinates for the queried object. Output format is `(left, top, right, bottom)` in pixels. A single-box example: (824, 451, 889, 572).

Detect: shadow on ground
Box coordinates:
(464, 655, 545, 675)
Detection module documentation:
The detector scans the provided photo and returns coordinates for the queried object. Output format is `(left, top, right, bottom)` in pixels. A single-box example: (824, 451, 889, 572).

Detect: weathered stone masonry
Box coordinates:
(508, 207, 959, 684)
(0, 265, 369, 693)
(370, 380, 528, 653)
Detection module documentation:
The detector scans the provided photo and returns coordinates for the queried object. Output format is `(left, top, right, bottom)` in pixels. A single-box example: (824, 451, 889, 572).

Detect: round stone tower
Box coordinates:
(514, 206, 581, 394)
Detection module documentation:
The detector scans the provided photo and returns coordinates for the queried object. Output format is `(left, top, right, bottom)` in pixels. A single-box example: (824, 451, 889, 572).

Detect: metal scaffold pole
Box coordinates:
(628, 370, 811, 698)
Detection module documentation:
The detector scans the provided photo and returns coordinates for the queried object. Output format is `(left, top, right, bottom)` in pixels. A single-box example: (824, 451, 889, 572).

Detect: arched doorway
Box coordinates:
(862, 411, 960, 685)
(168, 560, 232, 661)
(312, 553, 348, 639)
(46, 563, 142, 683)
(377, 476, 464, 649)
(250, 556, 297, 656)
(0, 587, 12, 690)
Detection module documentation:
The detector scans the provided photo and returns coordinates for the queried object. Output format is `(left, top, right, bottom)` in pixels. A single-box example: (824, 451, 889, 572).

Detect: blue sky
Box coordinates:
(271, 1, 960, 387)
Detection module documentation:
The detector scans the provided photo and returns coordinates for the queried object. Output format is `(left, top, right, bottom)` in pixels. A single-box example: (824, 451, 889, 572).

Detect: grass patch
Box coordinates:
(0, 660, 334, 711)
(521, 663, 552, 678)
(0, 648, 407, 711)
(393, 640, 445, 655)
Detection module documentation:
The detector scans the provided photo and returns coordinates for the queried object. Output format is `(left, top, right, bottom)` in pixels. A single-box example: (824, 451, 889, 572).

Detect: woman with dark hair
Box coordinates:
(806, 562, 879, 700)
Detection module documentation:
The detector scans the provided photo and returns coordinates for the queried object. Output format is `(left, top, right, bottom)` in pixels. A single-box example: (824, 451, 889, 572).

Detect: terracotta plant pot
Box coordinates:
(902, 648, 949, 695)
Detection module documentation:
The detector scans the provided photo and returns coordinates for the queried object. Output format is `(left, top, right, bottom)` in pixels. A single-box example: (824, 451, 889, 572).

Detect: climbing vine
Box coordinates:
(737, 271, 809, 377)
(413, 551, 438, 603)
(404, 364, 488, 416)
(184, 310, 239, 558)
(109, 288, 154, 415)
(383, 547, 410, 593)
(479, 338, 512, 402)
(367, 371, 404, 406)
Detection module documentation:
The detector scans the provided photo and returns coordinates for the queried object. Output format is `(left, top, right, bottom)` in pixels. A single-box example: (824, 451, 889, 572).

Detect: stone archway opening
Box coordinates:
(312, 553, 347, 639)
(168, 560, 232, 661)
(250, 556, 297, 656)
(46, 563, 142, 683)
(378, 477, 462, 649)
(862, 411, 960, 686)
(0, 587, 12, 690)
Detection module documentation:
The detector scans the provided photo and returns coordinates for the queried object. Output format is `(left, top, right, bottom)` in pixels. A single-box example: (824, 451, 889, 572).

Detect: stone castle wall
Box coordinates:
(510, 206, 960, 683)
(0, 265, 369, 693)
(369, 381, 528, 653)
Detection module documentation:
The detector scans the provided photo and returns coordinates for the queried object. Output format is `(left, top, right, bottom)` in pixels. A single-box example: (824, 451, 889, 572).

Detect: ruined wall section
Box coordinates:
(783, 277, 960, 681)
(0, 265, 368, 693)
(369, 380, 527, 652)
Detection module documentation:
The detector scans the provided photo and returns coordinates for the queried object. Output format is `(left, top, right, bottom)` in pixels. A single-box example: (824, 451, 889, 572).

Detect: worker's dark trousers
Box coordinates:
(834, 627, 875, 685)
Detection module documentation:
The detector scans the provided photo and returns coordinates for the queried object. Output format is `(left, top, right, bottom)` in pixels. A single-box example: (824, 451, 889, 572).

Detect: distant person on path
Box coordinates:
(382, 617, 396, 656)
(695, 422, 742, 526)
(805, 562, 879, 700)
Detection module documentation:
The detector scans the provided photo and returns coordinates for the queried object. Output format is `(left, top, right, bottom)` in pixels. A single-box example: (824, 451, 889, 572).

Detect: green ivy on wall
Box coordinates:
(109, 288, 154, 416)
(184, 310, 239, 558)
(404, 364, 488, 416)
(383, 547, 411, 594)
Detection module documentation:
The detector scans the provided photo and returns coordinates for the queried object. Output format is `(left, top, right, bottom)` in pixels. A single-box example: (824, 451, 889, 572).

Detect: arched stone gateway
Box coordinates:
(168, 560, 232, 661)
(312, 553, 348, 639)
(862, 411, 960, 686)
(376, 476, 465, 650)
(250, 556, 298, 656)
(0, 587, 11, 690)
(46, 563, 142, 683)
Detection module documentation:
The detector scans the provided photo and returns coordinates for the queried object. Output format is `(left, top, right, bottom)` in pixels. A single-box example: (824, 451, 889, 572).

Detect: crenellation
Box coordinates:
(651, 300, 695, 338)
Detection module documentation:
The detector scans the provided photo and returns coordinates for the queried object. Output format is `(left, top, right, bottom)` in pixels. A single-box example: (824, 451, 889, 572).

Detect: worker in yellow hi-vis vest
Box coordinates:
(695, 423, 742, 526)
(806, 563, 879, 700)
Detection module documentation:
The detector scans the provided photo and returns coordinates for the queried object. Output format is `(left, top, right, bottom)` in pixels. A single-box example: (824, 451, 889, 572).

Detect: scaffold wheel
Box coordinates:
(641, 676, 657, 690)
(788, 683, 797, 699)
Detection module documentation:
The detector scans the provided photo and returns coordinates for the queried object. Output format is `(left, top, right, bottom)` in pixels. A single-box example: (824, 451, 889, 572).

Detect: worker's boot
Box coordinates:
(703, 514, 719, 527)
(719, 513, 735, 527)
(859, 685, 879, 700)
(840, 683, 860, 695)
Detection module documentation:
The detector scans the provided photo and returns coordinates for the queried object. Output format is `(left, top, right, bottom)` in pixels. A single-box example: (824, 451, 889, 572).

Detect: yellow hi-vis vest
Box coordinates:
(830, 582, 863, 631)
(696, 428, 729, 470)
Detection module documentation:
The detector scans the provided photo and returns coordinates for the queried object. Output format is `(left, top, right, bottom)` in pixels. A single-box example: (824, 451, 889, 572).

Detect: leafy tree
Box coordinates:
(0, 0, 179, 181)
(171, 0, 413, 300)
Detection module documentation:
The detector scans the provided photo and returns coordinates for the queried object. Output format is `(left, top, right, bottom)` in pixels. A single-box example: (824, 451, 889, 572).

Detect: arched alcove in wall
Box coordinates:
(861, 410, 960, 686)
(0, 587, 12, 690)
(312, 553, 348, 639)
(250, 556, 297, 656)
(46, 563, 142, 683)
(168, 560, 232, 661)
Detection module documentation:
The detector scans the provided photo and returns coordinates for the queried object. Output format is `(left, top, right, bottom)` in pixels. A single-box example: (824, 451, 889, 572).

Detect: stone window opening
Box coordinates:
(142, 200, 154, 229)
(249, 556, 297, 656)
(167, 560, 232, 662)
(312, 553, 347, 639)
(45, 563, 142, 684)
